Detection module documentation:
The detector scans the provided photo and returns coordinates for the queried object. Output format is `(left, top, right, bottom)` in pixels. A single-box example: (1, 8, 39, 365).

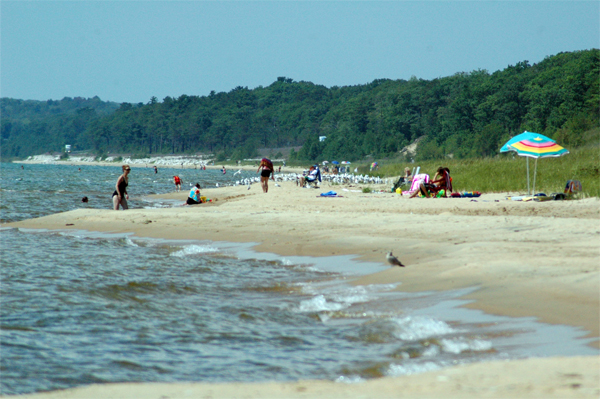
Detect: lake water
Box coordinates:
(0, 162, 596, 396)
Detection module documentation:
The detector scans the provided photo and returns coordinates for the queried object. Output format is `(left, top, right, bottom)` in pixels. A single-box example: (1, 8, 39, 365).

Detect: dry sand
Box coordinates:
(6, 180, 600, 398)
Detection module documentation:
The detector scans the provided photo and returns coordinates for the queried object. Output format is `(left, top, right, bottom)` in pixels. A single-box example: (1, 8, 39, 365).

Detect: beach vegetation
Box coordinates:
(374, 140, 599, 197)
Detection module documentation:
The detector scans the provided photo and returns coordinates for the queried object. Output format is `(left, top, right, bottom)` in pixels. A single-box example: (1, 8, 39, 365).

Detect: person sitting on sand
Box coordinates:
(430, 167, 452, 197)
(185, 183, 203, 205)
(409, 180, 439, 198)
(409, 167, 451, 198)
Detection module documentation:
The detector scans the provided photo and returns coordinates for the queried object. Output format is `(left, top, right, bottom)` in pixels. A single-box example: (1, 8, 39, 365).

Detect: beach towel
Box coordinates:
(402, 174, 429, 196)
(319, 191, 340, 197)
(450, 192, 481, 198)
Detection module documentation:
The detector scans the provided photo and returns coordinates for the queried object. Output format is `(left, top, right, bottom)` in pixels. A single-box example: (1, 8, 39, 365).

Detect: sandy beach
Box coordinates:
(6, 180, 600, 398)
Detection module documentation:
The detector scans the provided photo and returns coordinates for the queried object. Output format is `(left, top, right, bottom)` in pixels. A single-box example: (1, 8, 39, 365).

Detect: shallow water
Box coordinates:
(0, 163, 596, 395)
(1, 163, 256, 222)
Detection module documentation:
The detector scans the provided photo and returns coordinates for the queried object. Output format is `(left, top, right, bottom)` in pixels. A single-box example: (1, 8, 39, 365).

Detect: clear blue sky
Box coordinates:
(2, 1, 598, 104)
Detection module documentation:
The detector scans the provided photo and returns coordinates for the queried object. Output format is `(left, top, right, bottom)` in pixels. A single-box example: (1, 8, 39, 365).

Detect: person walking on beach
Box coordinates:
(173, 175, 182, 192)
(113, 165, 130, 210)
(257, 158, 275, 193)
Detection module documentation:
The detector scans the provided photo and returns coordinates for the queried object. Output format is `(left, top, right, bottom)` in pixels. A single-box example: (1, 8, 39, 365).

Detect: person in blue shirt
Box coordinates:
(185, 183, 202, 205)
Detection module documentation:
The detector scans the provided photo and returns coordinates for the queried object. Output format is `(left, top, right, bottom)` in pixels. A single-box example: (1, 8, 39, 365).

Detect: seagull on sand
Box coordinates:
(386, 251, 405, 267)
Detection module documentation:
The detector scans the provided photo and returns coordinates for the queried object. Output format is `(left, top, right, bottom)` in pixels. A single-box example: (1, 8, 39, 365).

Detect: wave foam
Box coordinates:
(297, 295, 347, 312)
(170, 245, 219, 257)
(440, 338, 492, 354)
(387, 361, 441, 376)
(393, 316, 455, 341)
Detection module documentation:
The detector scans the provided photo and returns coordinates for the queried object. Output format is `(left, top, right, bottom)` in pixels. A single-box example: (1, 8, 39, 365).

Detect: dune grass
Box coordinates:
(371, 145, 599, 197)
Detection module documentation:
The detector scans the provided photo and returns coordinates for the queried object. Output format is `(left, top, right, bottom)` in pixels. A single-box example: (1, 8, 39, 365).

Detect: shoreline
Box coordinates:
(4, 180, 599, 398)
(15, 156, 306, 173)
(10, 356, 600, 399)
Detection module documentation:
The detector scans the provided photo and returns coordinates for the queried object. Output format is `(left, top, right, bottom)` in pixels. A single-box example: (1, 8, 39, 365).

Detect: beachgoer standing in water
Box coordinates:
(257, 158, 274, 193)
(154, 166, 158, 174)
(113, 165, 130, 210)
(173, 175, 182, 192)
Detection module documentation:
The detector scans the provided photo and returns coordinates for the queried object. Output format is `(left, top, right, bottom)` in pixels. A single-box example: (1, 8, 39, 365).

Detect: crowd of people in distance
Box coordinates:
(95, 159, 454, 211)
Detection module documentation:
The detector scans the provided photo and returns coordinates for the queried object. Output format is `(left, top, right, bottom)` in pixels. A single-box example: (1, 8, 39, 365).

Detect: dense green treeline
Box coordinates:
(1, 96, 119, 157)
(1, 50, 598, 161)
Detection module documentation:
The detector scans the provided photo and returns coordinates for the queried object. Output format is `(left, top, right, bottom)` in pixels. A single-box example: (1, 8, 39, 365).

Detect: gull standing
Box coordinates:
(386, 251, 405, 267)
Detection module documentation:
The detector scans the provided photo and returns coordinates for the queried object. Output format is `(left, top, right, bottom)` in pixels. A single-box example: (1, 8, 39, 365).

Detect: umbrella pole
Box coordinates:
(532, 157, 538, 196)
(526, 157, 530, 195)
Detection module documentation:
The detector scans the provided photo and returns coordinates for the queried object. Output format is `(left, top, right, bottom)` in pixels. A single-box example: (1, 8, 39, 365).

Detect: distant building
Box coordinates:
(65, 145, 71, 153)
(319, 136, 326, 142)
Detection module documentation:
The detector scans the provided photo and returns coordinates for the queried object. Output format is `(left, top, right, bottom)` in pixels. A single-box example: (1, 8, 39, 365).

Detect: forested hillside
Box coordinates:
(1, 97, 119, 158)
(2, 50, 597, 161)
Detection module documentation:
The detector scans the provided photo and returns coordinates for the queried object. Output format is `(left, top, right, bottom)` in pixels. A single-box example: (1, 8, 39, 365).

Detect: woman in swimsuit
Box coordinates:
(257, 158, 274, 193)
(113, 165, 130, 210)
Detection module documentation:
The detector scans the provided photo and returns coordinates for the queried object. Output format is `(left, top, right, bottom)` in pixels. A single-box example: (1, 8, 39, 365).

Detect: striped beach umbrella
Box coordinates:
(500, 131, 569, 195)
(500, 131, 550, 153)
(506, 134, 569, 158)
